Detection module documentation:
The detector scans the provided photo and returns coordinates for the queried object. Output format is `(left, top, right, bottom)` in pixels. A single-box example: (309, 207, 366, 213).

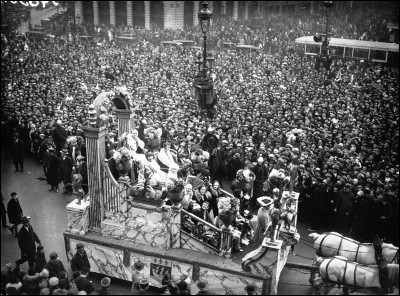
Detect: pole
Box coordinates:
(326, 7, 328, 36)
(73, 2, 76, 44)
(203, 33, 207, 78)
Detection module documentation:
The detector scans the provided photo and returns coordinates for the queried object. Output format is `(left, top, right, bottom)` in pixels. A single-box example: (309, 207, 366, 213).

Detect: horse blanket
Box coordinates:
(310, 232, 398, 265)
(318, 257, 398, 292)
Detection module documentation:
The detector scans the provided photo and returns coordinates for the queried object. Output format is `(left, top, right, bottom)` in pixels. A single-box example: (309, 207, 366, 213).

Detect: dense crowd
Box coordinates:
(1, 4, 399, 294)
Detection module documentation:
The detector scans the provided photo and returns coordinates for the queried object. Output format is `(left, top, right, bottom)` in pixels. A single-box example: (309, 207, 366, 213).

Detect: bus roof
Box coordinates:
(295, 36, 399, 52)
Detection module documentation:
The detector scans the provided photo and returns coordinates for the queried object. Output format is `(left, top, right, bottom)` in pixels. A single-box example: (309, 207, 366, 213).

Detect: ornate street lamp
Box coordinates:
(198, 1, 213, 78)
(194, 1, 216, 117)
(314, 1, 333, 70)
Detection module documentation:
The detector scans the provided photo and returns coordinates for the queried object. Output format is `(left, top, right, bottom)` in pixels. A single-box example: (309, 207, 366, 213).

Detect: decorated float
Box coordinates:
(63, 92, 302, 294)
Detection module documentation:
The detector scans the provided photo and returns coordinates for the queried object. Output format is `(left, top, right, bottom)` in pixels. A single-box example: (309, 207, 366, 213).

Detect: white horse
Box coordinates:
(312, 256, 399, 295)
(309, 232, 399, 265)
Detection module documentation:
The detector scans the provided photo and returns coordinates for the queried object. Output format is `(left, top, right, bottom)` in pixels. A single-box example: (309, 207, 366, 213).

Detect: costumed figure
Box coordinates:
(288, 147, 300, 193)
(144, 123, 162, 152)
(119, 130, 148, 184)
(199, 127, 220, 171)
(252, 197, 273, 245)
(157, 141, 179, 173)
(71, 158, 88, 205)
(280, 193, 297, 231)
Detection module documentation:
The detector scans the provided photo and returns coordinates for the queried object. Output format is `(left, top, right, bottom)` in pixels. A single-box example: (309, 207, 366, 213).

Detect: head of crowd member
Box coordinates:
(21, 216, 30, 228)
(76, 243, 86, 256)
(212, 181, 220, 191)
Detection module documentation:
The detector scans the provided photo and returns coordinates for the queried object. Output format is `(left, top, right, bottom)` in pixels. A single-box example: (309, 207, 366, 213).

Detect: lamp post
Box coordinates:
(198, 1, 212, 79)
(194, 1, 215, 117)
(313, 1, 333, 71)
(76, 14, 80, 43)
(322, 1, 333, 56)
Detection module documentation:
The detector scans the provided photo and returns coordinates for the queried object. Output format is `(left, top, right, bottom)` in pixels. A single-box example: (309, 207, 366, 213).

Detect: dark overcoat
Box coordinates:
(48, 154, 60, 187)
(11, 139, 25, 163)
(7, 198, 23, 225)
(18, 225, 41, 256)
(59, 155, 73, 184)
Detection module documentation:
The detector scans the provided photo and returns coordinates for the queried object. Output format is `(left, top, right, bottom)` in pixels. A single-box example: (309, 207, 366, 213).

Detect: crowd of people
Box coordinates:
(1, 212, 114, 295)
(1, 2, 399, 294)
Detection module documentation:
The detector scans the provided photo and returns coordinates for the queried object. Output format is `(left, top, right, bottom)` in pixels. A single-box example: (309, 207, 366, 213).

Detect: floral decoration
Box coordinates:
(190, 149, 210, 163)
(268, 168, 290, 190)
(236, 169, 256, 183)
(218, 197, 239, 214)
(166, 178, 185, 193)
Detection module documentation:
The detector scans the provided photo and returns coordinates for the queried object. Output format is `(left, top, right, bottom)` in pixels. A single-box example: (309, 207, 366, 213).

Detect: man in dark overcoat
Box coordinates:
(351, 190, 371, 242)
(71, 243, 91, 273)
(334, 183, 355, 235)
(16, 216, 41, 268)
(252, 157, 268, 211)
(47, 147, 60, 192)
(59, 148, 73, 194)
(7, 192, 23, 237)
(1, 193, 9, 228)
(11, 133, 25, 172)
(309, 177, 330, 231)
(52, 120, 68, 157)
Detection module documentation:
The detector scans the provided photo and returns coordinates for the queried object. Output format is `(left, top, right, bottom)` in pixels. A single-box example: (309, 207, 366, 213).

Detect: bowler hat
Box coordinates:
(76, 243, 84, 250)
(197, 278, 207, 290)
(21, 216, 30, 224)
(177, 280, 188, 291)
(49, 252, 58, 260)
(133, 260, 144, 271)
(244, 284, 256, 293)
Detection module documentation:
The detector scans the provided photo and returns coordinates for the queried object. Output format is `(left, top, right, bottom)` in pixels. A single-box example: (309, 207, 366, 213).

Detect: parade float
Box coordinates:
(63, 91, 301, 295)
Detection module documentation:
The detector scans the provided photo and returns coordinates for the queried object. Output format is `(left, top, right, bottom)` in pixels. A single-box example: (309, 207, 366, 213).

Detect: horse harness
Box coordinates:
(390, 249, 399, 264)
(317, 232, 346, 257)
(317, 233, 381, 262)
(323, 257, 394, 293)
(324, 258, 358, 288)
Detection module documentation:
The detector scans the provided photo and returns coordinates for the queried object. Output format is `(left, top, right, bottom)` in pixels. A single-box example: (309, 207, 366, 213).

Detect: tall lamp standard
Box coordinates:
(198, 1, 212, 78)
(194, 1, 215, 117)
(313, 1, 333, 70)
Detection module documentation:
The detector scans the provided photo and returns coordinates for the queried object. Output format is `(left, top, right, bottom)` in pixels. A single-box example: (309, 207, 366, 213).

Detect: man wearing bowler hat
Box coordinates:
(59, 148, 73, 194)
(196, 278, 213, 295)
(16, 216, 41, 268)
(71, 243, 91, 273)
(47, 147, 60, 192)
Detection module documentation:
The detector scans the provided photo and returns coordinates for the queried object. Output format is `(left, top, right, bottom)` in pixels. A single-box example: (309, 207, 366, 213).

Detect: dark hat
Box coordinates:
(60, 148, 68, 154)
(101, 277, 111, 288)
(76, 242, 84, 250)
(177, 280, 188, 291)
(244, 284, 256, 293)
(133, 260, 144, 271)
(48, 147, 55, 152)
(49, 252, 58, 260)
(37, 245, 44, 251)
(197, 278, 207, 290)
(21, 216, 30, 224)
